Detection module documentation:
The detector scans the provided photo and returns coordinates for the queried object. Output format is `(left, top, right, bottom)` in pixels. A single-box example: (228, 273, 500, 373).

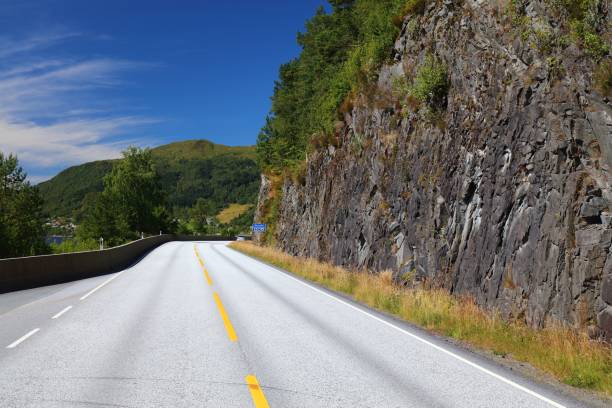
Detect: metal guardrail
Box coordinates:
(0, 235, 234, 294)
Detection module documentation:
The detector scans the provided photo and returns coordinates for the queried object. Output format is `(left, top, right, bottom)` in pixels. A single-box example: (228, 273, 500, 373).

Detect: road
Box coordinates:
(0, 241, 591, 407)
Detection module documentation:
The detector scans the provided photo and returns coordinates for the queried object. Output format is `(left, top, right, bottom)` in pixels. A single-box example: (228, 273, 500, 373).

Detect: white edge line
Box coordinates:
(6, 328, 40, 349)
(80, 272, 124, 301)
(51, 305, 73, 319)
(225, 246, 567, 408)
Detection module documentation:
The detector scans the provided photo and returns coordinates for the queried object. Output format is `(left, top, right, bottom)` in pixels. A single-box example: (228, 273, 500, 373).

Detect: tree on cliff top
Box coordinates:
(257, 0, 410, 171)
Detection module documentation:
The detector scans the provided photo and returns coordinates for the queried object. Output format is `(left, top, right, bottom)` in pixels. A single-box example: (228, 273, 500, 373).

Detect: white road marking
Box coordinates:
(6, 328, 40, 349)
(80, 272, 124, 301)
(227, 247, 568, 408)
(51, 305, 73, 319)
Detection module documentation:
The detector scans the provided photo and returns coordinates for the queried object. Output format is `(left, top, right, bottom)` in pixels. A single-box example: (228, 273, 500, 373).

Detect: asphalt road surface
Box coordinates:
(0, 241, 592, 407)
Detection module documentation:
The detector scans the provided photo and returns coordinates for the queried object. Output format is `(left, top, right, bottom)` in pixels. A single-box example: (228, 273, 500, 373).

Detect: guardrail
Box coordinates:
(0, 235, 234, 294)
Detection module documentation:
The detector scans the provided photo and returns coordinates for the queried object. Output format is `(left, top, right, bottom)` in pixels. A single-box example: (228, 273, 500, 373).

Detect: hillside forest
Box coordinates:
(0, 140, 260, 258)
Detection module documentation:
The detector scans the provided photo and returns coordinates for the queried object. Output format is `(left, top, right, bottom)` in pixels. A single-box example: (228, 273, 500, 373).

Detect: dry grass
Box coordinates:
(229, 241, 612, 396)
(216, 203, 253, 224)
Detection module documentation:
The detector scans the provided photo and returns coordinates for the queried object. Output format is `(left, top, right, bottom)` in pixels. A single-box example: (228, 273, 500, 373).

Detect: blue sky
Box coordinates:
(0, 0, 327, 183)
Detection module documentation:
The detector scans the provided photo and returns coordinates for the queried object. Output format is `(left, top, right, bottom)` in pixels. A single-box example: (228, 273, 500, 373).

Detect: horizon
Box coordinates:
(0, 0, 328, 183)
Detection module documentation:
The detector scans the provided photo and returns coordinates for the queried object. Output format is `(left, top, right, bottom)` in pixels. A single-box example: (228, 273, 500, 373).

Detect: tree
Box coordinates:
(105, 147, 168, 233)
(0, 153, 48, 258)
(189, 198, 213, 233)
(256, 0, 408, 171)
(79, 147, 172, 245)
(329, 0, 356, 10)
(78, 192, 126, 246)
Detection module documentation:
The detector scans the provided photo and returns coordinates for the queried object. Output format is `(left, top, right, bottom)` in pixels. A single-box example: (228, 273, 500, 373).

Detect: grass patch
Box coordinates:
(216, 203, 253, 224)
(594, 58, 612, 97)
(410, 55, 449, 107)
(229, 241, 612, 396)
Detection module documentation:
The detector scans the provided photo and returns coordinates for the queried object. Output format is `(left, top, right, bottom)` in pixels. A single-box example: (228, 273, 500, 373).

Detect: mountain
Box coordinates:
(38, 140, 260, 220)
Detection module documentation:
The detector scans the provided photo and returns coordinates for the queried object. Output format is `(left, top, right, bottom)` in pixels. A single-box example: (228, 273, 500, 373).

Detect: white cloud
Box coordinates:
(0, 32, 160, 181)
(0, 116, 158, 167)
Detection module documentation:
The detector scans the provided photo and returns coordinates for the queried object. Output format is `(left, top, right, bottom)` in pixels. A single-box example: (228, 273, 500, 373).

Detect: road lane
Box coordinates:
(207, 243, 587, 408)
(0, 241, 593, 407)
(0, 242, 254, 407)
(0, 272, 123, 350)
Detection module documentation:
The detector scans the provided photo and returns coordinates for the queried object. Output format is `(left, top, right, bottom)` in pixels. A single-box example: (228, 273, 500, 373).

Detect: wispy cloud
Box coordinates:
(0, 32, 160, 182)
(0, 32, 79, 59)
(0, 116, 158, 166)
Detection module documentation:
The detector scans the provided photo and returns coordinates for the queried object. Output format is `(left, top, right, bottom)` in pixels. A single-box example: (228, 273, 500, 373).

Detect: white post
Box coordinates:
(99, 237, 104, 250)
(141, 232, 144, 239)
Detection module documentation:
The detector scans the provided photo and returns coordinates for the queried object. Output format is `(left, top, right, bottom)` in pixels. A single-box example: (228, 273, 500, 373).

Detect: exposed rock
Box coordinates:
(603, 273, 612, 305)
(254, 174, 271, 244)
(598, 307, 612, 342)
(258, 1, 612, 339)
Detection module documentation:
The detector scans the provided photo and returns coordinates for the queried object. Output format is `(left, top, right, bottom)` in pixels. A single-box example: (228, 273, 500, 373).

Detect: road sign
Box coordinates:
(252, 223, 267, 233)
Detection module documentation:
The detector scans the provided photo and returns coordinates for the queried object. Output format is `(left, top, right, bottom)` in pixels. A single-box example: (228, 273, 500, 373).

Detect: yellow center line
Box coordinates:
(245, 375, 270, 408)
(202, 266, 213, 286)
(213, 292, 238, 342)
(194, 246, 213, 285)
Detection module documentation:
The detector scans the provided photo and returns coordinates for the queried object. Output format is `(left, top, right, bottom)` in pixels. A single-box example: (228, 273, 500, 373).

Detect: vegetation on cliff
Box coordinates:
(256, 0, 428, 171)
(258, 0, 610, 170)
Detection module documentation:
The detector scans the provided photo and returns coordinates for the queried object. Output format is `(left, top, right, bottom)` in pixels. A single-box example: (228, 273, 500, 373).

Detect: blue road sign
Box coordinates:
(252, 223, 267, 233)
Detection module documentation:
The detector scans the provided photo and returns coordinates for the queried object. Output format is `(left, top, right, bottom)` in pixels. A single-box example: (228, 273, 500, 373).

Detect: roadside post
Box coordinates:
(99, 237, 104, 250)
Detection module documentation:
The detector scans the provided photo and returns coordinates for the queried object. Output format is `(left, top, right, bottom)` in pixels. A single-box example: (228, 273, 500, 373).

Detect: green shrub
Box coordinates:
(533, 27, 569, 55)
(548, 0, 609, 60)
(50, 238, 99, 254)
(508, 0, 530, 27)
(582, 31, 609, 60)
(405, 18, 420, 39)
(546, 56, 566, 80)
(410, 55, 449, 108)
(594, 59, 612, 97)
(402, 0, 428, 15)
(564, 368, 602, 389)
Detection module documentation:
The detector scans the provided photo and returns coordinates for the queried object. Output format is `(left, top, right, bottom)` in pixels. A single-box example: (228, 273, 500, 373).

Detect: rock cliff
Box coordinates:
(256, 0, 612, 339)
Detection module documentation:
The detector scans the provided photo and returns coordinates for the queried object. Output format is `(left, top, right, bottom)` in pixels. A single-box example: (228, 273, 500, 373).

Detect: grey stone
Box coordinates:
(597, 307, 612, 342)
(388, 221, 400, 233)
(589, 197, 607, 209)
(603, 274, 612, 305)
(580, 202, 601, 218)
(575, 228, 603, 247)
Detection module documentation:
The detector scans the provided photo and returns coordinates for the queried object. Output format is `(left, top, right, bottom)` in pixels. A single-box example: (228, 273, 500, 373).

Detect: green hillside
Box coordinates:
(38, 140, 260, 220)
(153, 139, 256, 161)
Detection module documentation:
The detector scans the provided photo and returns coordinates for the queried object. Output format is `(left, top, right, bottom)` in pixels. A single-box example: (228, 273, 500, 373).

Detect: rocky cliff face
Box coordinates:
(256, 0, 612, 339)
